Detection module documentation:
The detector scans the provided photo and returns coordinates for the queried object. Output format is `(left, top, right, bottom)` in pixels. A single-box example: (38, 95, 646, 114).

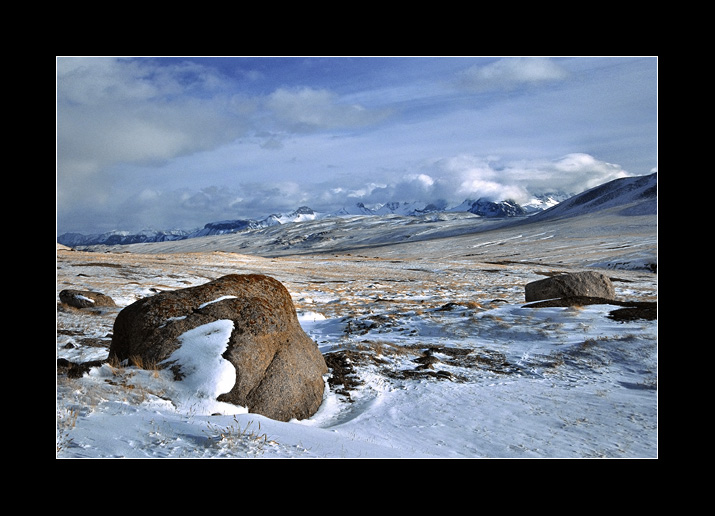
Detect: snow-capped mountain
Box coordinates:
(186, 219, 263, 238)
(57, 173, 657, 256)
(57, 207, 325, 246)
(190, 206, 323, 237)
(522, 193, 570, 213)
(332, 198, 526, 218)
(329, 202, 378, 216)
(269, 206, 322, 224)
(186, 207, 320, 238)
(373, 201, 449, 216)
(448, 198, 527, 218)
(57, 229, 193, 247)
(57, 197, 549, 247)
(332, 201, 429, 217)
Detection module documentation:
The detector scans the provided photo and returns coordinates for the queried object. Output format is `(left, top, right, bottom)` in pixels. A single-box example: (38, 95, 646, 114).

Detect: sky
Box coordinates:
(56, 56, 657, 235)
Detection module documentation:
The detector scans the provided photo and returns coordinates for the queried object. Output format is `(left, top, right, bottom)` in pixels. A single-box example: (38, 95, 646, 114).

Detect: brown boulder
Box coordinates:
(525, 271, 615, 303)
(109, 274, 327, 422)
(59, 289, 116, 308)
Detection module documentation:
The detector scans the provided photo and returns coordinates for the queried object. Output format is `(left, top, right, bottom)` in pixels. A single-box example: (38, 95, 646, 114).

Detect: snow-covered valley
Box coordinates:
(56, 189, 657, 458)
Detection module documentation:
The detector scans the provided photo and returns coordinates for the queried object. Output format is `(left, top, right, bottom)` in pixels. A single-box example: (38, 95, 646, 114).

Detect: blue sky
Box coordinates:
(56, 56, 657, 235)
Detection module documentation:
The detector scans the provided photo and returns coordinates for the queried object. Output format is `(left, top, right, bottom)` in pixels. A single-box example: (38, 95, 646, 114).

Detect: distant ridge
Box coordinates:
(57, 197, 554, 248)
(57, 228, 193, 247)
(57, 174, 655, 249)
(525, 172, 657, 223)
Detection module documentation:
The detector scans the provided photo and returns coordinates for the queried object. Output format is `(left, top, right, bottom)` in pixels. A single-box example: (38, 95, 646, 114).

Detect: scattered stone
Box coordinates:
(57, 358, 106, 378)
(59, 289, 117, 309)
(524, 271, 615, 302)
(109, 274, 328, 422)
(324, 351, 364, 401)
(414, 354, 440, 369)
(389, 368, 466, 382)
(523, 296, 657, 321)
(608, 304, 657, 322)
(435, 302, 465, 311)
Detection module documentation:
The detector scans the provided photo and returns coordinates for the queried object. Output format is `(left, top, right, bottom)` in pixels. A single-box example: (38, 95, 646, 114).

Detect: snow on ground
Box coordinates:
(57, 213, 657, 458)
(295, 302, 656, 458)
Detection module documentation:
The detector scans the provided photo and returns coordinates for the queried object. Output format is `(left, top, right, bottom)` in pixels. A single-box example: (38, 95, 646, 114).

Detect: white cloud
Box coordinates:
(457, 57, 568, 92)
(57, 57, 248, 178)
(58, 150, 635, 234)
(57, 57, 158, 105)
(56, 57, 655, 235)
(57, 57, 228, 104)
(414, 173, 435, 189)
(56, 59, 391, 198)
(421, 153, 629, 202)
(265, 87, 390, 132)
(504, 153, 630, 194)
(457, 177, 529, 203)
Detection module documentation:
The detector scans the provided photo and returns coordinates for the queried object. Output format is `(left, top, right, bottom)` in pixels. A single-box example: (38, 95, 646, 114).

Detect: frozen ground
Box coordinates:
(56, 206, 657, 458)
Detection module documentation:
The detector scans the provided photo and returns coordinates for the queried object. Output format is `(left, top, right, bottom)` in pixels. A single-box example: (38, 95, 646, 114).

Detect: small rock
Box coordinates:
(59, 289, 116, 308)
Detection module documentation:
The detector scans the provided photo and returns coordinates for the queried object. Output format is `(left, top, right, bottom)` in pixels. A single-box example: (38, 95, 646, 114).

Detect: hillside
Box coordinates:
(524, 172, 656, 222)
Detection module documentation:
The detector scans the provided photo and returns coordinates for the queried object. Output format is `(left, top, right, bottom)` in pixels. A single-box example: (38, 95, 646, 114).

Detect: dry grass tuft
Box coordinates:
(56, 407, 78, 453)
(204, 416, 277, 455)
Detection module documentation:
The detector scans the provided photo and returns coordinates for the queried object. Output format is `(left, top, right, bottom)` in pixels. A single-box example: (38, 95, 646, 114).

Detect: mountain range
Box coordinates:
(57, 173, 657, 260)
(57, 194, 566, 248)
(58, 171, 657, 249)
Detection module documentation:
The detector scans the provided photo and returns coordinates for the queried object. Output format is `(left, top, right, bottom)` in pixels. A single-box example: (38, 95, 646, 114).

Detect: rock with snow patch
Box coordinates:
(59, 289, 116, 308)
(524, 271, 615, 303)
(109, 274, 327, 422)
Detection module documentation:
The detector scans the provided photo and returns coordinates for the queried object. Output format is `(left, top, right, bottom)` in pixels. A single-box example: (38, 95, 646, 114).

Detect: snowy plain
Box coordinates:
(56, 193, 657, 459)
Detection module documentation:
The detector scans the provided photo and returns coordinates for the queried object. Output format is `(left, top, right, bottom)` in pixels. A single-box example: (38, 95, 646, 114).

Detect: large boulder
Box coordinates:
(109, 274, 327, 422)
(59, 289, 116, 308)
(525, 271, 615, 303)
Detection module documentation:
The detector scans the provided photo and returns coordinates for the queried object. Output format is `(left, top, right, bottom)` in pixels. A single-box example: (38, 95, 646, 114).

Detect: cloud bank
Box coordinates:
(92, 152, 631, 232)
(56, 56, 657, 234)
(313, 152, 630, 208)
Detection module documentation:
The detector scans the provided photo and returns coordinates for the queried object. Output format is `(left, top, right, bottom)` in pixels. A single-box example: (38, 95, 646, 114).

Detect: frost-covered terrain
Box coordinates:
(56, 191, 657, 458)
